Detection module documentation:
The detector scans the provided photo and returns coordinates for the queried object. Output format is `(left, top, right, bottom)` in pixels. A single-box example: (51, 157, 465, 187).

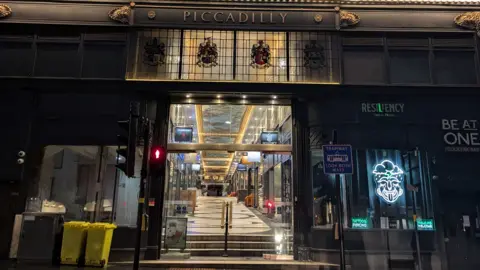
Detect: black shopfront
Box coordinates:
(1, 1, 480, 269)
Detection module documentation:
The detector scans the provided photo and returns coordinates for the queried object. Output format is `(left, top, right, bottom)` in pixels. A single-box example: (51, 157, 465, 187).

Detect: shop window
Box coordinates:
(289, 32, 340, 83)
(107, 146, 142, 227)
(28, 146, 100, 221)
(28, 145, 141, 226)
(126, 29, 181, 80)
(389, 50, 430, 84)
(311, 148, 435, 230)
(182, 30, 234, 81)
(433, 51, 477, 85)
(343, 47, 385, 84)
(236, 31, 287, 82)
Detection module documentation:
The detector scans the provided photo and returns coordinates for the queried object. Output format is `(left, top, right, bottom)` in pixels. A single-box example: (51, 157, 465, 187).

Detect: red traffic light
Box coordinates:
(150, 146, 166, 164)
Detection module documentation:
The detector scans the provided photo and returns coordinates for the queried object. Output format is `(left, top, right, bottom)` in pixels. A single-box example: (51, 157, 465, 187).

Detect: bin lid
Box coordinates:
(64, 221, 90, 228)
(89, 223, 117, 229)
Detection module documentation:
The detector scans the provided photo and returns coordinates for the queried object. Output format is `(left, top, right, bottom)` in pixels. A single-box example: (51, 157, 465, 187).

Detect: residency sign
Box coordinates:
(322, 144, 353, 174)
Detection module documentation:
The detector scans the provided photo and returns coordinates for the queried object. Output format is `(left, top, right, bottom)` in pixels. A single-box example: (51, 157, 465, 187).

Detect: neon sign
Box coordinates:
(417, 219, 435, 231)
(351, 217, 369, 229)
(373, 160, 404, 203)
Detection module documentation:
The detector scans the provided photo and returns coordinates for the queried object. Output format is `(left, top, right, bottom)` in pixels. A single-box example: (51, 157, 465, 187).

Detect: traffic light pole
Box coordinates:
(133, 119, 151, 270)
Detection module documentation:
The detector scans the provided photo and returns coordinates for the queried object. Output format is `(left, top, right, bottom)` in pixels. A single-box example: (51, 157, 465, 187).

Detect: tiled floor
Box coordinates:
(187, 197, 271, 235)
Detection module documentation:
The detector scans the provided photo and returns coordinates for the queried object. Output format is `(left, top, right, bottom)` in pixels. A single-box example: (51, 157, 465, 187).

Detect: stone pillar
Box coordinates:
(145, 98, 170, 260)
(292, 99, 313, 259)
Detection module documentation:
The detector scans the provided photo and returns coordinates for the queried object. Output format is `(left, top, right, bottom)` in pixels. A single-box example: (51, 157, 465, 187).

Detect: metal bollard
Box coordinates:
(223, 202, 230, 257)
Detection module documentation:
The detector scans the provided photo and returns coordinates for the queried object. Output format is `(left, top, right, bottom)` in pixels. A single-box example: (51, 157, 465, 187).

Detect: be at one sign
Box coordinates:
(322, 145, 354, 174)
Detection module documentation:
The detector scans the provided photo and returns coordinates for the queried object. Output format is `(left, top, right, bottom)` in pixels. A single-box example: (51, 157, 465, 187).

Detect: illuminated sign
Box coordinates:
(442, 119, 480, 153)
(351, 217, 369, 229)
(361, 103, 404, 117)
(417, 219, 435, 231)
(373, 160, 404, 203)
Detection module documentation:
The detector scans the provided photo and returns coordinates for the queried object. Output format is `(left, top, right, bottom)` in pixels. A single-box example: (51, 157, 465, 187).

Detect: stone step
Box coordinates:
(164, 248, 277, 257)
(187, 240, 277, 249)
(186, 234, 288, 242)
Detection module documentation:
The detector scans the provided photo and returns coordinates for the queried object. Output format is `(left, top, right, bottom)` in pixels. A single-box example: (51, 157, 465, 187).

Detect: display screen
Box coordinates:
(174, 127, 193, 143)
(260, 131, 279, 144)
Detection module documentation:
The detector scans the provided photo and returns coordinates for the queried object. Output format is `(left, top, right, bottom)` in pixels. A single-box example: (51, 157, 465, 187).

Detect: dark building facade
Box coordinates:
(1, 1, 480, 269)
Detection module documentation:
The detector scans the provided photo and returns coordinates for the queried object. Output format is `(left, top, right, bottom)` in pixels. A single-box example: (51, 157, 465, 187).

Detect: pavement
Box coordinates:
(2, 258, 340, 270)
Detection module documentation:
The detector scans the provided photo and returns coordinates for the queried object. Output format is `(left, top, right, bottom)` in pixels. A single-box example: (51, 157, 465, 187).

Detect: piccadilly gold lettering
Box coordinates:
(225, 13, 235, 23)
(183, 11, 191, 22)
(239, 12, 248, 23)
(183, 11, 288, 24)
(270, 13, 275, 23)
(201, 12, 211, 22)
(214, 12, 224, 22)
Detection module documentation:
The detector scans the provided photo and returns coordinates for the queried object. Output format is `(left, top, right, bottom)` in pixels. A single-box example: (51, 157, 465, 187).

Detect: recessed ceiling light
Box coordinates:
(272, 95, 278, 99)
(254, 118, 258, 120)
(186, 94, 192, 98)
(225, 121, 231, 124)
(189, 116, 192, 119)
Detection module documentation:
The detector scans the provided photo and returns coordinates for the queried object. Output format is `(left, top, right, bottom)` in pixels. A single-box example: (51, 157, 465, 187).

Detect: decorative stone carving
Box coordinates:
(108, 6, 131, 24)
(0, 4, 12, 18)
(455, 12, 480, 36)
(339, 10, 360, 28)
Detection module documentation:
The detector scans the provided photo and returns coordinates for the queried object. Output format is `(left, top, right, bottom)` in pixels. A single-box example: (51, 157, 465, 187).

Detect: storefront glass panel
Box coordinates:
(163, 102, 293, 257)
(29, 145, 143, 226)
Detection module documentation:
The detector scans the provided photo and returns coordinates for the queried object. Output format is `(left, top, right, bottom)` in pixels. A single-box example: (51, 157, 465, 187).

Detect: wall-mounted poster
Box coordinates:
(164, 217, 188, 250)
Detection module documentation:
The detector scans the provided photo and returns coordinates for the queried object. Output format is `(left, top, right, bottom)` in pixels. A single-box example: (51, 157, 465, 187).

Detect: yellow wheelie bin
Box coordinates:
(60, 221, 89, 265)
(85, 223, 117, 267)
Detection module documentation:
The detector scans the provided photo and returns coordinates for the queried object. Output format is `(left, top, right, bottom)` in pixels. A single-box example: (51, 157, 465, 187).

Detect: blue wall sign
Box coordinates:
(322, 145, 353, 174)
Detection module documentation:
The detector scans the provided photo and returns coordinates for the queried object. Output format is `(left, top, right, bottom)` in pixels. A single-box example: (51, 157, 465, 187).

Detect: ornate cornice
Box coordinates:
(0, 4, 12, 19)
(339, 10, 360, 28)
(455, 11, 480, 36)
(108, 6, 132, 24)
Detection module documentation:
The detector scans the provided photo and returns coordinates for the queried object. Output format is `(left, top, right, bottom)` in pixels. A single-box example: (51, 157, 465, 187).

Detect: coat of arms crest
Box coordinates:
(143, 38, 166, 66)
(304, 40, 326, 70)
(197, 37, 218, 67)
(251, 40, 271, 69)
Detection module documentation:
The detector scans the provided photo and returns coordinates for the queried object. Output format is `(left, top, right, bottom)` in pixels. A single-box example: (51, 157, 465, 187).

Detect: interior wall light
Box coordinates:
(242, 95, 247, 99)
(272, 95, 278, 99)
(186, 94, 192, 98)
(216, 94, 222, 99)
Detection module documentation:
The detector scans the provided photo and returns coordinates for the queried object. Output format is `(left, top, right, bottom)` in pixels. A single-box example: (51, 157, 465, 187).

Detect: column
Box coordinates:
(292, 99, 313, 259)
(145, 98, 170, 260)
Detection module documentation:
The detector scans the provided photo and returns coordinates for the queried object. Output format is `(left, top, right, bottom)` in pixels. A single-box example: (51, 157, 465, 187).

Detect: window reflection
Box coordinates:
(33, 146, 100, 221)
(30, 145, 143, 226)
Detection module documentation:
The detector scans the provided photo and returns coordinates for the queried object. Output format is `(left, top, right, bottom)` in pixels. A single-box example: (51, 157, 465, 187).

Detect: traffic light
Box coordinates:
(150, 146, 166, 165)
(116, 102, 140, 177)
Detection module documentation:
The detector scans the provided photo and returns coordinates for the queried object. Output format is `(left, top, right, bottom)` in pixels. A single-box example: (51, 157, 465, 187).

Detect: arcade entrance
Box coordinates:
(162, 103, 293, 257)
